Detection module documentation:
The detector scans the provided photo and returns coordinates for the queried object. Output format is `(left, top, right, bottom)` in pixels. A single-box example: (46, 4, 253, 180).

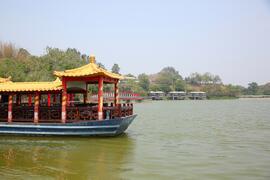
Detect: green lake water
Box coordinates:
(0, 99, 270, 180)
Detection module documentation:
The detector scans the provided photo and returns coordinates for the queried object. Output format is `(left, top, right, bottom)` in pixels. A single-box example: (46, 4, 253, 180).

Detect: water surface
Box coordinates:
(0, 99, 270, 179)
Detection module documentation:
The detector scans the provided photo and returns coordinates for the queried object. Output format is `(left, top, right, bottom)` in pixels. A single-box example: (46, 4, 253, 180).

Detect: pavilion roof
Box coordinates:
(54, 55, 123, 80)
(0, 78, 62, 92)
(0, 76, 12, 83)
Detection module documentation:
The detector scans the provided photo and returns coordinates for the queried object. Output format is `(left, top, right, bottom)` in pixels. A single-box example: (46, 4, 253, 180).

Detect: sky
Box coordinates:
(1, 0, 270, 86)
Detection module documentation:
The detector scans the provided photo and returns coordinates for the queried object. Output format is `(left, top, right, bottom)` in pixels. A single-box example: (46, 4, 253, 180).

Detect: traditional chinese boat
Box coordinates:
(0, 56, 136, 136)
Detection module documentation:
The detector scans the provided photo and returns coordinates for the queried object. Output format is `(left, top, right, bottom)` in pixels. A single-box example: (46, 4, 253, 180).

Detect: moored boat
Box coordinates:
(0, 55, 136, 136)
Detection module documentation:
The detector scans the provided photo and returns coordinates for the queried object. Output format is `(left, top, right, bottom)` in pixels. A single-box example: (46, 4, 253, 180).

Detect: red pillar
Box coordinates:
(114, 80, 120, 106)
(28, 94, 32, 106)
(34, 93, 39, 123)
(47, 94, 51, 107)
(61, 78, 67, 123)
(8, 94, 13, 123)
(98, 77, 104, 120)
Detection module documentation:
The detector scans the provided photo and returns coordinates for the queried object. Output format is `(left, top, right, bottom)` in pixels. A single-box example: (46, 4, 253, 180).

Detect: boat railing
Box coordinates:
(12, 105, 34, 122)
(39, 106, 62, 123)
(66, 106, 98, 122)
(0, 104, 8, 122)
(66, 103, 133, 122)
(0, 103, 133, 123)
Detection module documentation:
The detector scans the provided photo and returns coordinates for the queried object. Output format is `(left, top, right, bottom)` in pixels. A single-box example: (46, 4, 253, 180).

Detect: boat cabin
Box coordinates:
(0, 56, 133, 124)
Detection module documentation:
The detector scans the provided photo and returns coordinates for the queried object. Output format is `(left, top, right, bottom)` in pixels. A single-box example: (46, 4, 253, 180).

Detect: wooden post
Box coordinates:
(28, 94, 32, 106)
(8, 94, 13, 123)
(114, 81, 119, 106)
(61, 79, 67, 123)
(34, 93, 39, 123)
(98, 77, 104, 120)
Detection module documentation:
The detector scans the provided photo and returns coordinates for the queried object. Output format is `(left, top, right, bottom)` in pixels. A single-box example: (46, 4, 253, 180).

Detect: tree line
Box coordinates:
(0, 42, 269, 98)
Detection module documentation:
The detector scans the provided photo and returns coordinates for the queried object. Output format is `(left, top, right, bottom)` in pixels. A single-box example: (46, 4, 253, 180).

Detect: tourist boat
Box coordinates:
(148, 91, 165, 100)
(0, 56, 137, 136)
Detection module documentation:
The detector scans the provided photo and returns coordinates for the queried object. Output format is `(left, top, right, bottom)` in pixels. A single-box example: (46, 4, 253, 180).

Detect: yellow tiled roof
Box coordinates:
(0, 78, 62, 92)
(0, 76, 11, 83)
(54, 56, 123, 80)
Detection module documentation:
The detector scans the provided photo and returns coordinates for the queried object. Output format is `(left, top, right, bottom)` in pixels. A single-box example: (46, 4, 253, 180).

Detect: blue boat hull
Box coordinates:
(0, 114, 137, 136)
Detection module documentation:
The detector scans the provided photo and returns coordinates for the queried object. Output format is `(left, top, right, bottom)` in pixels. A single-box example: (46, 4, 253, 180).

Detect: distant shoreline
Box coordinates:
(135, 95, 270, 102)
(239, 95, 270, 99)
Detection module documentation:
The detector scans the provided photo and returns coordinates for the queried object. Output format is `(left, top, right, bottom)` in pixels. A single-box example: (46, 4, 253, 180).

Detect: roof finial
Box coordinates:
(89, 55, 96, 64)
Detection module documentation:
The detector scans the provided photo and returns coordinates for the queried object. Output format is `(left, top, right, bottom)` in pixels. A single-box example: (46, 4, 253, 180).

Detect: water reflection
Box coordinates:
(0, 134, 134, 179)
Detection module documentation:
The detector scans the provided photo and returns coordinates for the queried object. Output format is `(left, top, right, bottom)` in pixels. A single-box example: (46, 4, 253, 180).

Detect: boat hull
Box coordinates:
(0, 114, 137, 136)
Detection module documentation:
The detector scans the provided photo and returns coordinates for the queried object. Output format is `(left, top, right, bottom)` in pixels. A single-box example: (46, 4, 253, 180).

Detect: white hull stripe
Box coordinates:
(0, 124, 120, 129)
(0, 131, 117, 135)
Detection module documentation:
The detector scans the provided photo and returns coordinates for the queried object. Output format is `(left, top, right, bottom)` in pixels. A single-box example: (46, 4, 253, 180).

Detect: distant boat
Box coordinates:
(148, 91, 165, 100)
(0, 55, 136, 136)
(167, 91, 186, 100)
(188, 91, 207, 100)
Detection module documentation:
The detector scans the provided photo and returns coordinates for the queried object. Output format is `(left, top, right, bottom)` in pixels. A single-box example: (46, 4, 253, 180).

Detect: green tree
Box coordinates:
(262, 83, 270, 95)
(186, 72, 222, 85)
(0, 46, 88, 82)
(175, 79, 186, 91)
(138, 73, 150, 91)
(202, 72, 212, 84)
(125, 73, 136, 78)
(213, 75, 222, 84)
(185, 72, 202, 85)
(155, 67, 183, 93)
(225, 84, 243, 97)
(16, 48, 30, 60)
(247, 82, 258, 95)
(120, 79, 147, 96)
(97, 62, 106, 69)
(149, 84, 160, 91)
(111, 63, 120, 74)
(0, 58, 28, 81)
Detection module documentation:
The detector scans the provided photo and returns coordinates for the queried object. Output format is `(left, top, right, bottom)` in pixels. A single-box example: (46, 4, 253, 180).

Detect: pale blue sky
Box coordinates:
(1, 0, 270, 86)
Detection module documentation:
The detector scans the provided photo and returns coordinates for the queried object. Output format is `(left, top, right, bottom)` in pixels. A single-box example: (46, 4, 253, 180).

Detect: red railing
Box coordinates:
(66, 103, 133, 122)
(39, 106, 61, 123)
(0, 103, 133, 123)
(12, 105, 34, 122)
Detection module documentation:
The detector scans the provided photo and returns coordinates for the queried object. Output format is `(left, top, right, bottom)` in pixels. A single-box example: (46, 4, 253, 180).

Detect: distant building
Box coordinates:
(167, 91, 186, 100)
(148, 91, 165, 100)
(188, 91, 207, 100)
